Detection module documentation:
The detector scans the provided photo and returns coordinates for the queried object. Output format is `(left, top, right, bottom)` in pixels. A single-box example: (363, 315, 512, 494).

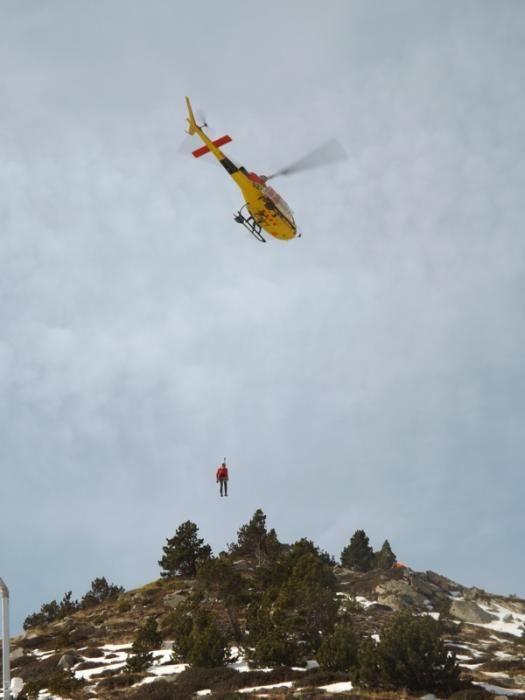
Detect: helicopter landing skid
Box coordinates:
(234, 208, 266, 243)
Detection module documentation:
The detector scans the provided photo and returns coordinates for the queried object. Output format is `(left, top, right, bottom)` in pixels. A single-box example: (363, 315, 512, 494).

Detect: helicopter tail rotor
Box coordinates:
(196, 108, 208, 130)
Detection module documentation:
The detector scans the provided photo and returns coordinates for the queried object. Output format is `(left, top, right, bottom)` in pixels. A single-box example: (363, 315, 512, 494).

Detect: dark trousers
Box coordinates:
(219, 478, 228, 496)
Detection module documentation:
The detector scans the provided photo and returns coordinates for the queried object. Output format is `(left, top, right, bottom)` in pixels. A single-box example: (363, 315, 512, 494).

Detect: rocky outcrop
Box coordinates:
(375, 580, 427, 610)
(57, 652, 81, 670)
(422, 570, 462, 593)
(449, 599, 497, 624)
(163, 592, 187, 609)
(10, 647, 25, 663)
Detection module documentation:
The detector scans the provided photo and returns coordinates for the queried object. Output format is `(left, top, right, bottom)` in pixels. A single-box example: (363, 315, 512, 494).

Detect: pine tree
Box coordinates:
(23, 592, 80, 629)
(341, 529, 375, 572)
(365, 612, 461, 693)
(229, 509, 281, 564)
(159, 521, 212, 578)
(136, 616, 163, 650)
(355, 636, 380, 688)
(171, 605, 230, 667)
(288, 538, 335, 567)
(197, 556, 248, 642)
(252, 626, 302, 667)
(81, 577, 124, 607)
(317, 623, 359, 672)
(171, 601, 195, 661)
(272, 552, 339, 653)
(374, 540, 397, 570)
(187, 623, 230, 667)
(126, 617, 162, 673)
(58, 591, 80, 616)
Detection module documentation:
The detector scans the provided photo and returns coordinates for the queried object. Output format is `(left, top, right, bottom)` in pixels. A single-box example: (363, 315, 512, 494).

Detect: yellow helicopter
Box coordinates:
(185, 97, 345, 243)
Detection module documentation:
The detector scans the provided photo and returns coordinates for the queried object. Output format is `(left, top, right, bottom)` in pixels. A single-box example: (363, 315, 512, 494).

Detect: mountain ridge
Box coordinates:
(4, 562, 525, 700)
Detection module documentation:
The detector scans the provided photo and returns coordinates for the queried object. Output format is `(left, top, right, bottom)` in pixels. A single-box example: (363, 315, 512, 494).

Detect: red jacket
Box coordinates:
(216, 465, 228, 480)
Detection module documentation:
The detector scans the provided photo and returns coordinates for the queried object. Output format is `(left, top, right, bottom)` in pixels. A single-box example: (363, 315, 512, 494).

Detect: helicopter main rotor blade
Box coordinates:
(267, 139, 347, 180)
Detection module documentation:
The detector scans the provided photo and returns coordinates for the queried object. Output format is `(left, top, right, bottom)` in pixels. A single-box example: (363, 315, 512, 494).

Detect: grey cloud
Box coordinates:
(2, 1, 525, 631)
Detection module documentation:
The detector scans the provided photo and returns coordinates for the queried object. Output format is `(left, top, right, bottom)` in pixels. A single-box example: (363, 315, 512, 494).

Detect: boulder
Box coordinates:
(58, 653, 81, 669)
(375, 580, 427, 609)
(505, 598, 525, 614)
(464, 586, 487, 601)
(163, 592, 186, 609)
(68, 624, 96, 644)
(10, 647, 25, 663)
(10, 677, 25, 699)
(450, 600, 496, 624)
(423, 570, 460, 593)
(232, 559, 254, 572)
(409, 576, 436, 597)
(378, 594, 407, 611)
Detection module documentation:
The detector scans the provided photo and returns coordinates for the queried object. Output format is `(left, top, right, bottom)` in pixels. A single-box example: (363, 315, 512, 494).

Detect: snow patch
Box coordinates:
(238, 681, 294, 693)
(319, 681, 353, 693)
(474, 681, 524, 696)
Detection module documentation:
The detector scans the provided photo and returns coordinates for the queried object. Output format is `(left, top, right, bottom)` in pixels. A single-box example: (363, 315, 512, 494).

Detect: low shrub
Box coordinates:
(118, 598, 132, 613)
(10, 655, 34, 670)
(82, 645, 105, 658)
(18, 654, 61, 683)
(75, 660, 103, 671)
(97, 672, 143, 691)
(171, 666, 306, 698)
(127, 678, 180, 700)
(449, 689, 494, 700)
(175, 665, 240, 693)
(296, 669, 351, 688)
(22, 669, 85, 698)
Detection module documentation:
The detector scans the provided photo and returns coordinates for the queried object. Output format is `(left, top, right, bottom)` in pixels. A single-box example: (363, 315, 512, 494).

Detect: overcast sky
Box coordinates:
(1, 1, 525, 633)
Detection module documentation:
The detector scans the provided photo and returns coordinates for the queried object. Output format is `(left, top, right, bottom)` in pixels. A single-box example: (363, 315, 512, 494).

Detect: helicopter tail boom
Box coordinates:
(185, 96, 198, 135)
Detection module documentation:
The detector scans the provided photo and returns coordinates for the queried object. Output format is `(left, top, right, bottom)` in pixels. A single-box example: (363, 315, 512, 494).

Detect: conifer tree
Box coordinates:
(355, 636, 380, 687)
(159, 521, 212, 578)
(171, 605, 230, 667)
(272, 552, 339, 653)
(81, 577, 124, 607)
(197, 556, 248, 642)
(355, 612, 460, 693)
(374, 540, 397, 570)
(126, 617, 162, 673)
(171, 600, 195, 661)
(341, 529, 374, 572)
(58, 591, 80, 616)
(252, 626, 301, 667)
(229, 509, 281, 564)
(317, 623, 358, 672)
(23, 592, 80, 629)
(188, 623, 230, 667)
(288, 538, 335, 567)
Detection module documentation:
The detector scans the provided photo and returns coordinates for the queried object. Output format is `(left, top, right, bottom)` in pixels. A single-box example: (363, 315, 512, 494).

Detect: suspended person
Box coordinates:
(216, 460, 229, 497)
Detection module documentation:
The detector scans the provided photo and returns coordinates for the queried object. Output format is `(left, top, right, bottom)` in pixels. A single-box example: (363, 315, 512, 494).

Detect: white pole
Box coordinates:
(0, 578, 10, 700)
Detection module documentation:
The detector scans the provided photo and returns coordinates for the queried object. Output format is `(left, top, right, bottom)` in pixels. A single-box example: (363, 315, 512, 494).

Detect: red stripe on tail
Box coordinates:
(192, 135, 232, 158)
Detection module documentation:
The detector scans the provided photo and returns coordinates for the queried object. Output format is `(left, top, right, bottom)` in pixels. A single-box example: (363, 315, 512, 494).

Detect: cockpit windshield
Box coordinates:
(262, 185, 295, 223)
